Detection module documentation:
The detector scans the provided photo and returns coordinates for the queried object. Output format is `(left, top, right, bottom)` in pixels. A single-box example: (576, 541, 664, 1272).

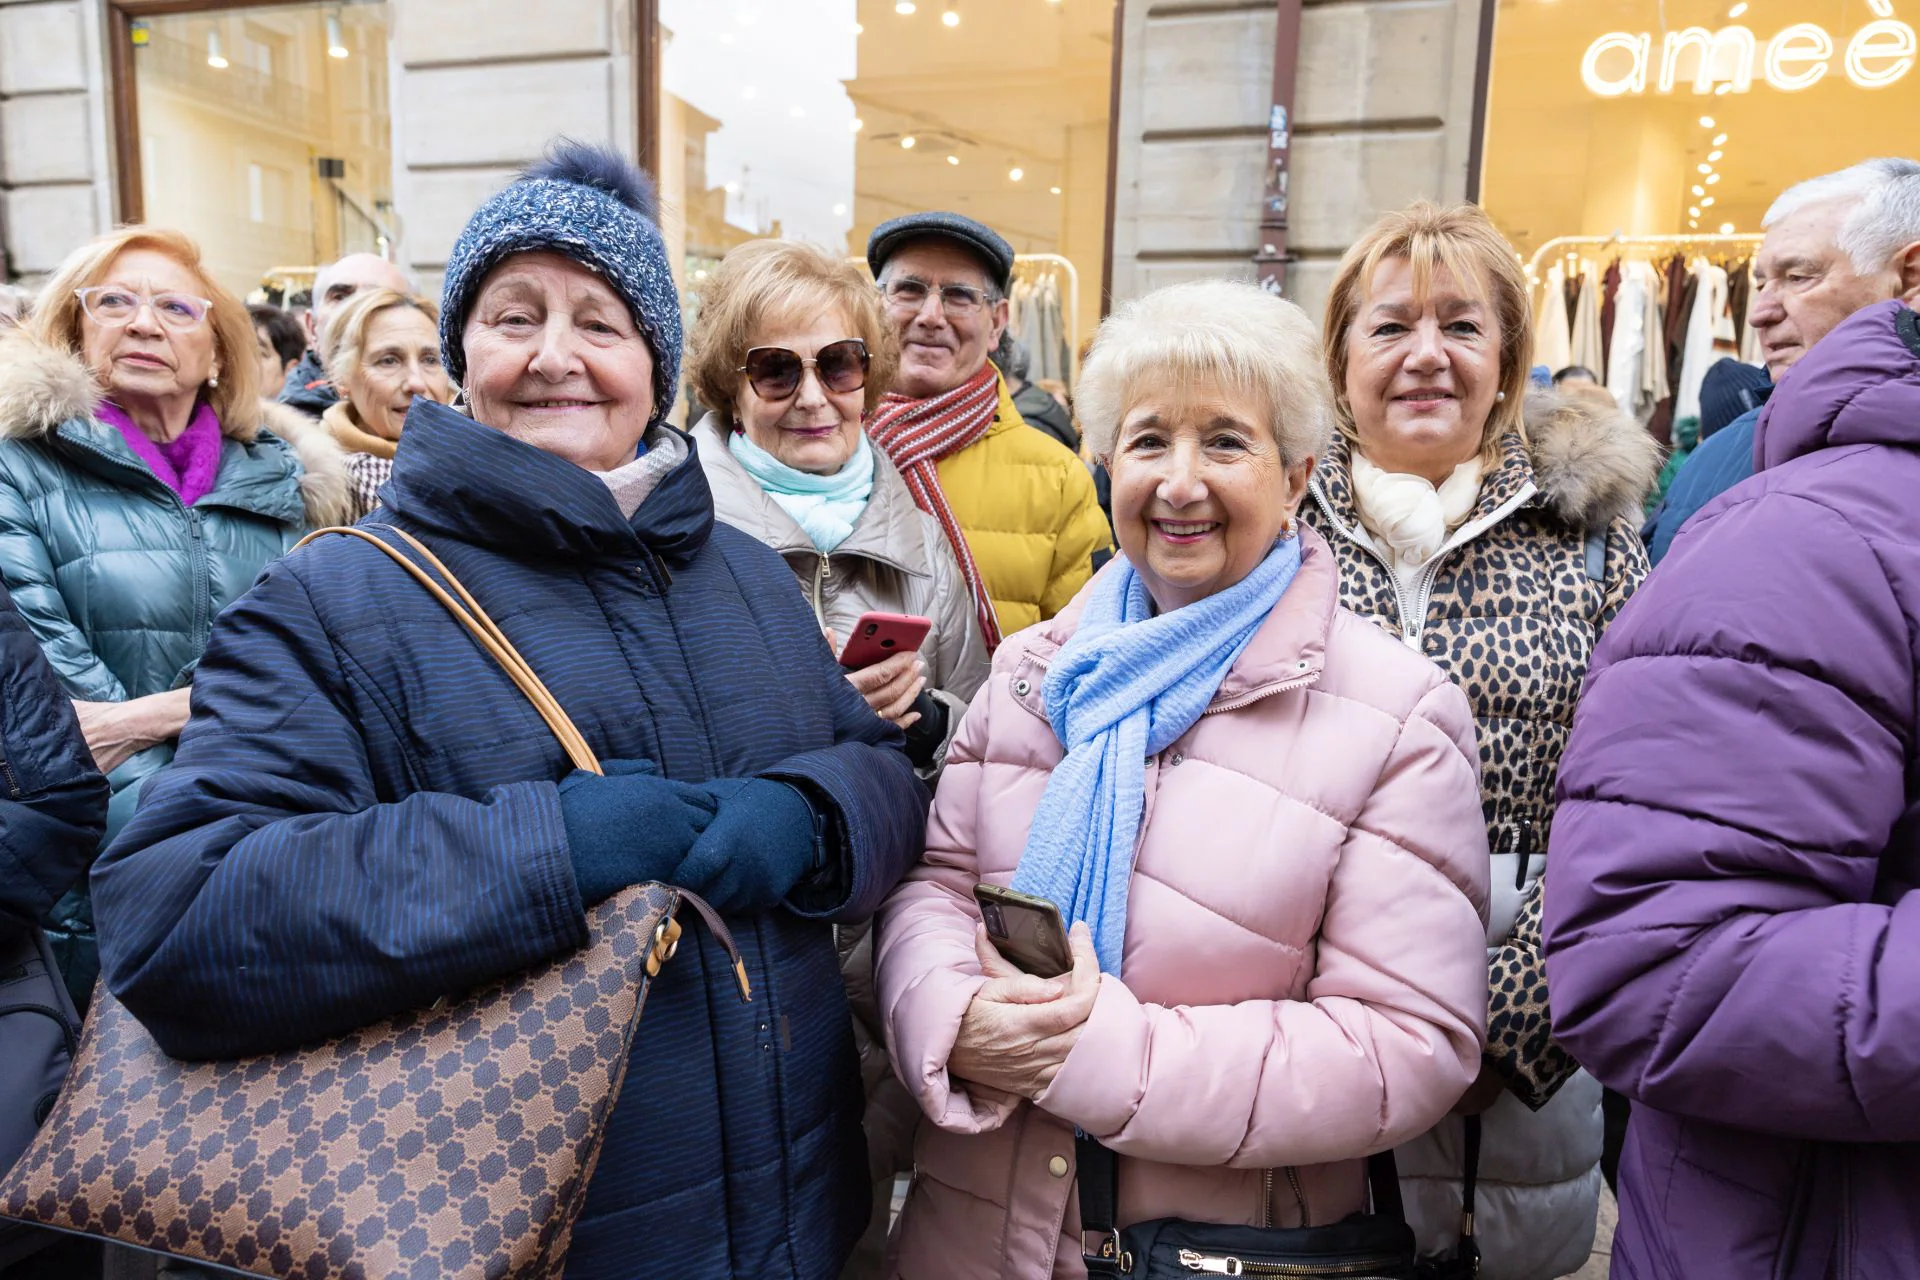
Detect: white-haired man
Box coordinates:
(1646, 158, 1920, 560)
(278, 252, 415, 418)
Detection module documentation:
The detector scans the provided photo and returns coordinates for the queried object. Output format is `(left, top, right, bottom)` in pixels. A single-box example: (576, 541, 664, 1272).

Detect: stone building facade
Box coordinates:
(1, 0, 1488, 321)
(1106, 0, 1488, 322)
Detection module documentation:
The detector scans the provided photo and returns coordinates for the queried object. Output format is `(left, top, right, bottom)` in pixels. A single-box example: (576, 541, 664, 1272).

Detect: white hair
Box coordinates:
(1764, 158, 1920, 275)
(1077, 279, 1334, 465)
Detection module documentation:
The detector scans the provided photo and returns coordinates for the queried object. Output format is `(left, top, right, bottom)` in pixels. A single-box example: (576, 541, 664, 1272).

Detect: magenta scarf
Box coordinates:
(96, 401, 225, 507)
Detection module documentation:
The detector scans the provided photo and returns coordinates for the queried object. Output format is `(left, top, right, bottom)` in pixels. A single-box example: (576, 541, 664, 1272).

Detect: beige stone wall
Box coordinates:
(1108, 0, 1486, 321)
(0, 0, 638, 289)
(388, 0, 640, 297)
(0, 0, 113, 278)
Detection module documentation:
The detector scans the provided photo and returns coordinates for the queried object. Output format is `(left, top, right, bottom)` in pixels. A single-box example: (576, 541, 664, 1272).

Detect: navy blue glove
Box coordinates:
(559, 759, 717, 905)
(667, 777, 824, 915)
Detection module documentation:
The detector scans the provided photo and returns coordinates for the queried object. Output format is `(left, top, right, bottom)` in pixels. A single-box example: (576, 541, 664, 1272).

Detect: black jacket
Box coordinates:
(276, 347, 338, 418)
(0, 581, 107, 927)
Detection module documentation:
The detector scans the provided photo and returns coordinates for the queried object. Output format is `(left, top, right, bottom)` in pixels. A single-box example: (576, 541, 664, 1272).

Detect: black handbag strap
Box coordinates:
(1074, 1129, 1415, 1275)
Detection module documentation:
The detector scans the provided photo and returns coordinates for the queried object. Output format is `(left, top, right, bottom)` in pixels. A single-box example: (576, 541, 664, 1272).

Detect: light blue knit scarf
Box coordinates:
(1011, 535, 1304, 974)
(727, 428, 876, 554)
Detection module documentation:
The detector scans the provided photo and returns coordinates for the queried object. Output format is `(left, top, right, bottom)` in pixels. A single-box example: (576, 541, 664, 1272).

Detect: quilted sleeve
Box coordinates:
(0, 467, 126, 700)
(1484, 874, 1579, 1109)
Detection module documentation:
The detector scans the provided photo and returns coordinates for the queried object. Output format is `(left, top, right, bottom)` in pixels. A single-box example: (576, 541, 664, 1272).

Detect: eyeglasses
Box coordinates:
(739, 339, 870, 401)
(880, 278, 991, 317)
(75, 286, 212, 331)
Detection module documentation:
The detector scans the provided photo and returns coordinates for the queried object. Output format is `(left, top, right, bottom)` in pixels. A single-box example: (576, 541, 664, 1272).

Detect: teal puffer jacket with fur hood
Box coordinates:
(0, 334, 350, 994)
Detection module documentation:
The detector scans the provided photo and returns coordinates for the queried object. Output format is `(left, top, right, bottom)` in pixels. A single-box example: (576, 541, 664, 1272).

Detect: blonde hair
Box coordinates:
(26, 226, 262, 433)
(322, 288, 441, 389)
(1077, 279, 1334, 466)
(686, 239, 901, 422)
(1323, 201, 1533, 456)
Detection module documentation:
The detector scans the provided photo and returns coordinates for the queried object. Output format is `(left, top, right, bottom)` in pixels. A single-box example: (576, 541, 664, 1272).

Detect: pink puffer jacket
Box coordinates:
(874, 527, 1492, 1280)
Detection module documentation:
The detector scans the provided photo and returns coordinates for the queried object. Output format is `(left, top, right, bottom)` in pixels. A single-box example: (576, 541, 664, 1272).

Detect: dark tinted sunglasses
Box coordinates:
(739, 339, 869, 401)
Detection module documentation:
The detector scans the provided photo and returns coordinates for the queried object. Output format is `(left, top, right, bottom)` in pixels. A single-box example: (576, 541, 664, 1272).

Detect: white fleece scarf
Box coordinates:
(1349, 452, 1485, 574)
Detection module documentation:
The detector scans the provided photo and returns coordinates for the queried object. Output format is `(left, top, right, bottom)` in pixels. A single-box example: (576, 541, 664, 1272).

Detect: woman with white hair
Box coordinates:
(873, 280, 1492, 1279)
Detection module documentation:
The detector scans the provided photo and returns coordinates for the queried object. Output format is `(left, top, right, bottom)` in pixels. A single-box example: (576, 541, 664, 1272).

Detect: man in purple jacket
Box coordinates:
(1543, 299, 1920, 1279)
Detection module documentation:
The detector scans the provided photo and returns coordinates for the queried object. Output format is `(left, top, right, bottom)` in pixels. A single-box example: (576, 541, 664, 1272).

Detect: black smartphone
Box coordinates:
(972, 883, 1073, 979)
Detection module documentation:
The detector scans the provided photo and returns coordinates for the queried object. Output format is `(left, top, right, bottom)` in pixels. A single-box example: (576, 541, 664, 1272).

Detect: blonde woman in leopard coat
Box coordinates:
(1304, 202, 1657, 1280)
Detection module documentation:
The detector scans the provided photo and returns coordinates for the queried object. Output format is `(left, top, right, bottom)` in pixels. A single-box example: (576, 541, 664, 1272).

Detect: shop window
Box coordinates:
(131, 2, 394, 298)
(655, 0, 1116, 397)
(1480, 0, 1918, 259)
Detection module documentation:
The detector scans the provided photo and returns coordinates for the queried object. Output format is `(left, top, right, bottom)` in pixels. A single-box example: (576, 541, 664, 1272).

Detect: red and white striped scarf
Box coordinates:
(865, 362, 1004, 650)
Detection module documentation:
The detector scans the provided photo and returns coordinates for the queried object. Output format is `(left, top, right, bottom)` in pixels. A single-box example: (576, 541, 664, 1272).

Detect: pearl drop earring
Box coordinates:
(1495, 390, 1506, 402)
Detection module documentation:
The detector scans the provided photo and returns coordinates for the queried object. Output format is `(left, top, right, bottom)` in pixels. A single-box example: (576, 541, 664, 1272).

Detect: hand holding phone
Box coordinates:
(973, 883, 1073, 979)
(838, 611, 932, 670)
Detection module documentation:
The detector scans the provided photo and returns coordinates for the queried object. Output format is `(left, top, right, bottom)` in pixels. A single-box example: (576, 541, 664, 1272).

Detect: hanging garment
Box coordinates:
(1675, 262, 1733, 423)
(1641, 266, 1671, 410)
(1739, 263, 1766, 366)
(1599, 259, 1622, 374)
(1535, 265, 1574, 373)
(1605, 261, 1651, 419)
(1570, 262, 1606, 377)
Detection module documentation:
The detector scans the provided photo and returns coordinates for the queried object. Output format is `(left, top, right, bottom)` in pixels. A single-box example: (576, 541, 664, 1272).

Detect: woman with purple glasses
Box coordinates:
(686, 238, 989, 1278)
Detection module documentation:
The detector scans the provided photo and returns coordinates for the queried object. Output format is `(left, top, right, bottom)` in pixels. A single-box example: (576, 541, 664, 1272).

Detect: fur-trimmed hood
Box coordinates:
(0, 332, 353, 527)
(1522, 385, 1662, 529)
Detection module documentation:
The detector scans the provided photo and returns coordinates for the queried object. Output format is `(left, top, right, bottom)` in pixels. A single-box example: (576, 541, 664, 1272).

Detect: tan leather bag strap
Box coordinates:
(291, 525, 603, 776)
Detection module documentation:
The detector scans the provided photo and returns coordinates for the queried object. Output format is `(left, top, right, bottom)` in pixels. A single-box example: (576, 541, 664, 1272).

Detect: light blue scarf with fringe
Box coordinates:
(1011, 535, 1304, 974)
(727, 428, 876, 553)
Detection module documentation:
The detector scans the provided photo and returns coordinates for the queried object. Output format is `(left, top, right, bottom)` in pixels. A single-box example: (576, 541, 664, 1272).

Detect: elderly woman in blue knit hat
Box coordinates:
(90, 142, 931, 1280)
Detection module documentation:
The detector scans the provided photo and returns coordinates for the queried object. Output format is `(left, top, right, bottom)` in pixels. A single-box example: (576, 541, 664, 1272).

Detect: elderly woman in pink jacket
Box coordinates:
(873, 279, 1493, 1279)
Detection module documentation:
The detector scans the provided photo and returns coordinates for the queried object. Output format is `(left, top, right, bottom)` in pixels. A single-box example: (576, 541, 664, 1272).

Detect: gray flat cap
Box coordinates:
(867, 212, 1014, 294)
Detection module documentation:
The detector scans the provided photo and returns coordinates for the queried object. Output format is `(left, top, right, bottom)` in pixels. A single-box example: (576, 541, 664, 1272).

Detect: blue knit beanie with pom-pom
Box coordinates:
(439, 138, 681, 427)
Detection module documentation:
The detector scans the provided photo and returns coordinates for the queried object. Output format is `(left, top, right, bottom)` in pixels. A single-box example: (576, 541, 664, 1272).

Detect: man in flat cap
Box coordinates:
(865, 213, 1109, 649)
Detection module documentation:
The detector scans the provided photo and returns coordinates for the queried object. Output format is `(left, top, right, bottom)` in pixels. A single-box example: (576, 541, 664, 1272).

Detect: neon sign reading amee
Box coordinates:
(1582, 0, 1915, 95)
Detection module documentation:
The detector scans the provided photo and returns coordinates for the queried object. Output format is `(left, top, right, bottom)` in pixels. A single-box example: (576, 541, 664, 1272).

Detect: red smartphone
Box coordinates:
(837, 611, 932, 669)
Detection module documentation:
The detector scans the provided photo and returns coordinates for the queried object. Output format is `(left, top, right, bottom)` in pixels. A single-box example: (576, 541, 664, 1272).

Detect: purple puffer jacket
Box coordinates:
(1543, 300, 1920, 1280)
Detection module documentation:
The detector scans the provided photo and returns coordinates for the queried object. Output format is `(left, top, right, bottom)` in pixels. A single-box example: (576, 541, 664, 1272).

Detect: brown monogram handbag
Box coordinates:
(0, 526, 748, 1279)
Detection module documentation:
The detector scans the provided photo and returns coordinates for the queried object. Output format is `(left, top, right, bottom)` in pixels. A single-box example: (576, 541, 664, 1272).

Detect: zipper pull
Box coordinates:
(674, 889, 753, 1002)
(1177, 1250, 1243, 1275)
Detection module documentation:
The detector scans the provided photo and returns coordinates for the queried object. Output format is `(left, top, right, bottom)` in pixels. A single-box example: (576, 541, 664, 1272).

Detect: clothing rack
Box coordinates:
(1525, 233, 1763, 282)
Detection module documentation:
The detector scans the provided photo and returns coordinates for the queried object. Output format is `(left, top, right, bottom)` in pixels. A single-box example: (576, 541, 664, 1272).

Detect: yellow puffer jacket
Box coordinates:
(934, 376, 1111, 637)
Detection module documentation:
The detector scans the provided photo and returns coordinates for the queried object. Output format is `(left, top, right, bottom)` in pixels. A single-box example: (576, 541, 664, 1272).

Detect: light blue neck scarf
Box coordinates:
(1011, 535, 1305, 974)
(727, 428, 876, 554)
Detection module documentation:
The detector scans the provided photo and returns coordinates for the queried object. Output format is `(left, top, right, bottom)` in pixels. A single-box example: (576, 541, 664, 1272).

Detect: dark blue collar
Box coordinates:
(383, 398, 714, 565)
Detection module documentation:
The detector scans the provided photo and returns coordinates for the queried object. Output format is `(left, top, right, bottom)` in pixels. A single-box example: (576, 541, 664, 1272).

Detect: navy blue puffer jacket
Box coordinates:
(91, 401, 930, 1279)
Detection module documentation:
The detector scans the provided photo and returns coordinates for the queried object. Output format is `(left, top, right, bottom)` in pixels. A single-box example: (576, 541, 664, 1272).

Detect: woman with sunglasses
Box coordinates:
(0, 227, 349, 1018)
(688, 239, 990, 773)
(687, 238, 990, 1278)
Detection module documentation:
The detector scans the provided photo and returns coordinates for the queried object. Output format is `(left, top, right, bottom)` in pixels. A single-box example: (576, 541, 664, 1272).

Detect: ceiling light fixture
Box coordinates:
(1702, 196, 1716, 207)
(1719, 222, 1736, 234)
(1050, 186, 1062, 195)
(942, 4, 960, 26)
(1706, 173, 1721, 184)
(1698, 163, 1713, 173)
(1009, 167, 1024, 181)
(326, 13, 348, 58)
(206, 28, 228, 68)
(1692, 184, 1706, 196)
(947, 154, 960, 165)
(895, 0, 915, 12)
(1708, 149, 1723, 161)
(901, 135, 916, 149)
(1700, 115, 1716, 127)
(1689, 219, 1700, 229)
(1712, 132, 1728, 144)
(1689, 206, 1702, 217)
(1728, 1, 1748, 15)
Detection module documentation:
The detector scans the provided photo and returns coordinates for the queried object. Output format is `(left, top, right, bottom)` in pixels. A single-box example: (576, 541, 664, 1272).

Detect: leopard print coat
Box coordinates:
(1302, 388, 1657, 1279)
